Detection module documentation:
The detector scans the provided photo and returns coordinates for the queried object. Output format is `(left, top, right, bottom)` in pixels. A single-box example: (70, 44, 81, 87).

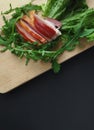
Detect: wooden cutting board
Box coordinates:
(0, 0, 94, 93)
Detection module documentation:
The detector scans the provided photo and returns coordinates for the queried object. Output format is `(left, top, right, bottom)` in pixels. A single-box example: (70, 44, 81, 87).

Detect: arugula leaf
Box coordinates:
(52, 60, 61, 73)
(43, 0, 88, 19)
(61, 8, 94, 44)
(87, 33, 94, 41)
(43, 0, 70, 19)
(3, 3, 42, 15)
(80, 29, 94, 38)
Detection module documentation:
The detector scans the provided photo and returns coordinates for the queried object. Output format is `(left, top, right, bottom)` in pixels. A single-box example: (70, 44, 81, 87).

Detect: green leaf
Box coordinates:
(43, 0, 88, 19)
(87, 33, 94, 41)
(52, 60, 61, 73)
(80, 29, 94, 38)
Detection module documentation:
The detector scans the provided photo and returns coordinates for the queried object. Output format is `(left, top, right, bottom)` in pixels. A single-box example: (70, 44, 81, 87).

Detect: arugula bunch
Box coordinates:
(0, 0, 94, 73)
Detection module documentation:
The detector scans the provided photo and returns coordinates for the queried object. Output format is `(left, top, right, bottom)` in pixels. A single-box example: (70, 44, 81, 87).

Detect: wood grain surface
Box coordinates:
(0, 0, 94, 93)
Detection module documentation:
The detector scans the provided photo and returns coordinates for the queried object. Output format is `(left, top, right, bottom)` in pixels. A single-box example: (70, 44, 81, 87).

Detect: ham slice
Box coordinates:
(16, 10, 62, 44)
(34, 14, 61, 40)
(16, 22, 37, 43)
(45, 17, 62, 29)
(22, 15, 51, 41)
(19, 19, 47, 43)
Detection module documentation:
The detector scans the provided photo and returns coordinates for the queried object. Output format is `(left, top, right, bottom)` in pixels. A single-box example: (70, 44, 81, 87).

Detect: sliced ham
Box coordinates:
(34, 14, 56, 39)
(34, 14, 61, 40)
(19, 20, 47, 43)
(17, 10, 62, 44)
(22, 15, 35, 28)
(45, 17, 62, 29)
(16, 22, 37, 43)
(22, 14, 51, 41)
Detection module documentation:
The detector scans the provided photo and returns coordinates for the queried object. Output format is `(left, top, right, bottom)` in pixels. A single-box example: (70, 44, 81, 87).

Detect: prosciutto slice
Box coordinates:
(16, 11, 62, 44)
(16, 22, 37, 43)
(34, 14, 61, 40)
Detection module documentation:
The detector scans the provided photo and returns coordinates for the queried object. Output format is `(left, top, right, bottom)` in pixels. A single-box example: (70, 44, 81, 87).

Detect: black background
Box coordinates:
(0, 47, 94, 130)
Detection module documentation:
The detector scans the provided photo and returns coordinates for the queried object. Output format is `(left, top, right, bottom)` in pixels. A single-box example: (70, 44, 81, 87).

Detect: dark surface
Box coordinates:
(0, 47, 94, 130)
